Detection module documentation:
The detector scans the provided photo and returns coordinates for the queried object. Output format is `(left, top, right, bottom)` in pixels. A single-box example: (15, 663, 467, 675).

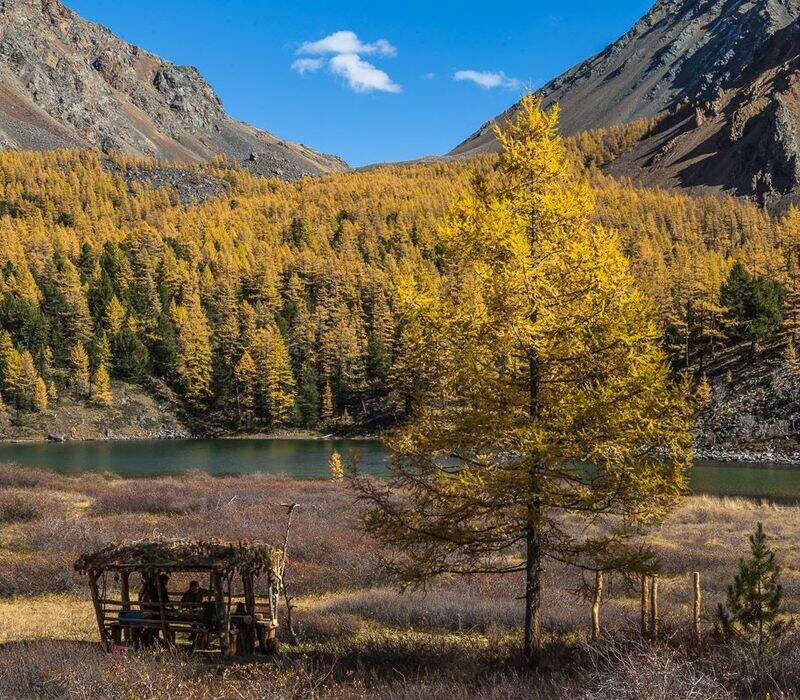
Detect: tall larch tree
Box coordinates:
(104, 294, 126, 337)
(17, 350, 47, 411)
(234, 350, 257, 428)
(321, 380, 334, 424)
(45, 254, 93, 356)
(90, 362, 113, 407)
(0, 330, 21, 402)
(171, 292, 213, 410)
(353, 95, 694, 666)
(264, 325, 297, 427)
(68, 343, 90, 398)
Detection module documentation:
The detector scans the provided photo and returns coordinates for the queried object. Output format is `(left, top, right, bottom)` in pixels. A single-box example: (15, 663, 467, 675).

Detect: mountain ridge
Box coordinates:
(452, 0, 800, 208)
(0, 0, 347, 179)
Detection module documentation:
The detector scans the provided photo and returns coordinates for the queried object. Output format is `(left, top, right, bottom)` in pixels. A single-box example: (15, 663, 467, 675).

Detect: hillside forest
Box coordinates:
(0, 124, 797, 433)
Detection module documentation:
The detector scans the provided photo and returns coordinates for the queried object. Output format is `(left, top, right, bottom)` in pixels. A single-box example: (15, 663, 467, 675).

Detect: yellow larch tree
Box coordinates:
(353, 96, 694, 666)
(17, 350, 48, 412)
(104, 294, 126, 337)
(321, 381, 334, 424)
(68, 343, 90, 398)
(264, 325, 297, 427)
(329, 450, 344, 482)
(171, 292, 213, 411)
(0, 330, 21, 402)
(90, 362, 113, 407)
(234, 349, 257, 428)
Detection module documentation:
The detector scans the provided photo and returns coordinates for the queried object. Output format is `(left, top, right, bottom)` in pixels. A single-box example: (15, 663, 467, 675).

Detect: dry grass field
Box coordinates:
(1, 464, 800, 698)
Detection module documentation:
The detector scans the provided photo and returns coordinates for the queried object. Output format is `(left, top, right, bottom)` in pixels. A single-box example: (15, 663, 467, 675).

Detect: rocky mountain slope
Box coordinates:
(696, 340, 800, 462)
(452, 0, 800, 208)
(0, 0, 346, 179)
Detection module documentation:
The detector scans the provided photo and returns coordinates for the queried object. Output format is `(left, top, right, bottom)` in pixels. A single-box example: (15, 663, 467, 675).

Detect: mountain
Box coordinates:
(0, 0, 346, 179)
(452, 0, 800, 207)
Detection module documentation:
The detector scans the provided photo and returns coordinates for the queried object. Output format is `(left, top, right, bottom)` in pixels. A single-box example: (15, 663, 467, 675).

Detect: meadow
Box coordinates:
(0, 465, 799, 698)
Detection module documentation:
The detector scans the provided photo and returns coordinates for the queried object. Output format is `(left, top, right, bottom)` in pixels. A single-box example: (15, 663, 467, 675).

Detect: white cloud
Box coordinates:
(291, 58, 324, 75)
(299, 30, 396, 57)
(454, 70, 521, 90)
(330, 53, 401, 93)
(293, 30, 400, 94)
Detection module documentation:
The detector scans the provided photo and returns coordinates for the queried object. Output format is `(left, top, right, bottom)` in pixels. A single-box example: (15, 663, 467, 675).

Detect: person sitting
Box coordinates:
(157, 573, 172, 608)
(180, 580, 209, 650)
(180, 580, 207, 610)
(135, 573, 160, 648)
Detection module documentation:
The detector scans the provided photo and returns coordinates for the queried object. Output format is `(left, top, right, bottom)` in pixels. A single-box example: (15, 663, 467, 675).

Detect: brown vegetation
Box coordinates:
(0, 466, 798, 697)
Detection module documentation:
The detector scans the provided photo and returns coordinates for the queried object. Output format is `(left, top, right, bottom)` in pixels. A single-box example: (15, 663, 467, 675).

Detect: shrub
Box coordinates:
(89, 483, 207, 515)
(0, 490, 43, 522)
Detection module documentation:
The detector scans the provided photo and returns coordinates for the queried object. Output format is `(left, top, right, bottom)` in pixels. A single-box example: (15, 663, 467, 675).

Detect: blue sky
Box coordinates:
(67, 0, 653, 166)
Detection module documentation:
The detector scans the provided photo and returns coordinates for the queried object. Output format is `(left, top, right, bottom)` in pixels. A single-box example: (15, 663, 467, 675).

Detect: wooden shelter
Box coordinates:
(74, 537, 284, 656)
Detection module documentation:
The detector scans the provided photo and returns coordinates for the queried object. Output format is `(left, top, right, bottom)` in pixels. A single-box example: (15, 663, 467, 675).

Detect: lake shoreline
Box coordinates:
(0, 428, 380, 445)
(4, 433, 800, 470)
(695, 446, 800, 466)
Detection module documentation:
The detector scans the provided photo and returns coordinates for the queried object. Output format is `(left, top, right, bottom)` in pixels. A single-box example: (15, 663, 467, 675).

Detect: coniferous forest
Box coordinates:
(0, 135, 796, 433)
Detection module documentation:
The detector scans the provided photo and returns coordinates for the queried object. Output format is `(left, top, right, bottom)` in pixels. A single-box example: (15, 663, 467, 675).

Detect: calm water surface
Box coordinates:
(0, 439, 798, 499)
(0, 439, 389, 479)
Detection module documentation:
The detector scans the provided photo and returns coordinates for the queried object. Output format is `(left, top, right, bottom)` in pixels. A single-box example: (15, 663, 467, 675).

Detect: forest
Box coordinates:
(0, 128, 796, 432)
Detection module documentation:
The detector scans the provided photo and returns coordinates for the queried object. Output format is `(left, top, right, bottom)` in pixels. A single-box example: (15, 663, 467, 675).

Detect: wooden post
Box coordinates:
(156, 572, 172, 648)
(243, 573, 257, 655)
(120, 571, 131, 644)
(693, 572, 701, 642)
(120, 572, 130, 611)
(591, 570, 603, 641)
(649, 575, 659, 638)
(88, 570, 110, 650)
(225, 573, 234, 654)
(212, 571, 229, 654)
(641, 575, 650, 636)
(279, 503, 298, 643)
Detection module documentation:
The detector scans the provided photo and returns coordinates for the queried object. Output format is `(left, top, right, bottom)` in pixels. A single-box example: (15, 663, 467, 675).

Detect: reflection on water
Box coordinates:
(0, 440, 798, 499)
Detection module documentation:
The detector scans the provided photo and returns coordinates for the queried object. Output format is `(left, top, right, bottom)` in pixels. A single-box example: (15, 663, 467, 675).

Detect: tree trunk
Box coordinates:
(524, 216, 543, 667)
(592, 571, 603, 641)
(693, 572, 701, 642)
(640, 575, 649, 636)
(523, 515, 543, 666)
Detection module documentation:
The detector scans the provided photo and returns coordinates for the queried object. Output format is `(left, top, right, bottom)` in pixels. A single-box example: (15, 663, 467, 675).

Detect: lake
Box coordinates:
(0, 439, 798, 500)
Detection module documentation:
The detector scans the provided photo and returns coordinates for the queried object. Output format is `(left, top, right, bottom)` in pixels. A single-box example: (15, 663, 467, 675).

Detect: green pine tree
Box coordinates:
(296, 359, 320, 427)
(720, 262, 785, 352)
(716, 522, 784, 650)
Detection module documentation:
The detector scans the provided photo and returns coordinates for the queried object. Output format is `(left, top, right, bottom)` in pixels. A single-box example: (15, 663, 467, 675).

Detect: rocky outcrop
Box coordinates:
(101, 158, 229, 206)
(0, 0, 347, 180)
(696, 342, 800, 458)
(0, 379, 191, 442)
(452, 0, 800, 208)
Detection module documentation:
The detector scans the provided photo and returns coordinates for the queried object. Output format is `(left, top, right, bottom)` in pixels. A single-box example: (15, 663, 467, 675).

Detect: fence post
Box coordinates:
(640, 574, 649, 636)
(693, 572, 701, 642)
(592, 570, 603, 640)
(649, 575, 659, 638)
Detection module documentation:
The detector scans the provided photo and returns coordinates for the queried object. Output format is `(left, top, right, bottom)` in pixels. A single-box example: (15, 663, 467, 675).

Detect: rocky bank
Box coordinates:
(697, 340, 800, 462)
(0, 379, 190, 442)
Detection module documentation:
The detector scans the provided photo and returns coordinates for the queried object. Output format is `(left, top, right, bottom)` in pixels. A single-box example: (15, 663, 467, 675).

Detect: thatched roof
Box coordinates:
(74, 537, 283, 577)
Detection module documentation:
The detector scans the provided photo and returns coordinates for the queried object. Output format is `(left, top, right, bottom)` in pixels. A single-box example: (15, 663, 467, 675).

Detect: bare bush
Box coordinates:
(88, 479, 215, 515)
(580, 637, 730, 699)
(0, 489, 51, 522)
